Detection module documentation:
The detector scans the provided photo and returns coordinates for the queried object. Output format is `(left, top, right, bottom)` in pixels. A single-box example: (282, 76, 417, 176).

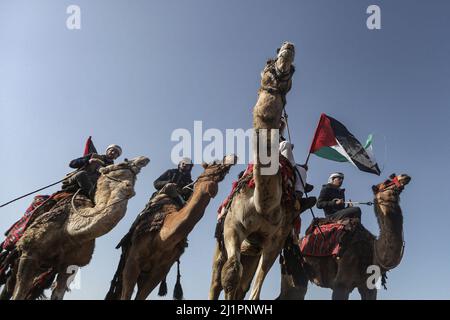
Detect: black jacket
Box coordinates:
(153, 168, 193, 201)
(69, 153, 114, 169)
(316, 184, 346, 216)
(62, 153, 115, 192)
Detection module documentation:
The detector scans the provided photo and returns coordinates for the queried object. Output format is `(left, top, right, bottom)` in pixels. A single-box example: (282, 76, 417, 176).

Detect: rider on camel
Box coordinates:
(61, 144, 122, 200)
(152, 157, 194, 206)
(316, 172, 361, 220)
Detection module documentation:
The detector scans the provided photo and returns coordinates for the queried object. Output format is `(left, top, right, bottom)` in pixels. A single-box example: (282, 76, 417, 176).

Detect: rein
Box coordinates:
(183, 167, 231, 192)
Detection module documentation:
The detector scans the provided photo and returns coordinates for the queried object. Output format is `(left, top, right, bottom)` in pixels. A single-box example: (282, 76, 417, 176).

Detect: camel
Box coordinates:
(2, 156, 150, 300)
(209, 42, 298, 300)
(278, 173, 411, 300)
(105, 155, 236, 300)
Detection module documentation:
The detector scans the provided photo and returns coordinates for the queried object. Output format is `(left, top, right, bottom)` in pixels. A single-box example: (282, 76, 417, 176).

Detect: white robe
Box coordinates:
(279, 140, 307, 193)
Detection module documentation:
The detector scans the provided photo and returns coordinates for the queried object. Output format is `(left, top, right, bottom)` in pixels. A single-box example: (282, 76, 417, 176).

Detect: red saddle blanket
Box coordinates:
(1, 192, 72, 251)
(217, 155, 296, 220)
(299, 222, 347, 257)
(2, 195, 51, 251)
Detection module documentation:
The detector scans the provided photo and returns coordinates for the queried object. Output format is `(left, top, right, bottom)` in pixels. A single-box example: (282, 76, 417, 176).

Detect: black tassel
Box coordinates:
(158, 277, 168, 296)
(173, 260, 183, 300)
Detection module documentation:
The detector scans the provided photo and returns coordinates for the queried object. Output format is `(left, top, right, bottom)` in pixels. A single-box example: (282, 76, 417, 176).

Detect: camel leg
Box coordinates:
(51, 272, 70, 300)
(358, 285, 377, 300)
(331, 250, 359, 300)
(11, 256, 39, 300)
(248, 240, 284, 300)
(221, 224, 246, 300)
(278, 271, 307, 300)
(235, 254, 260, 299)
(209, 242, 225, 300)
(332, 285, 352, 300)
(0, 274, 15, 300)
(120, 257, 140, 300)
(134, 267, 169, 300)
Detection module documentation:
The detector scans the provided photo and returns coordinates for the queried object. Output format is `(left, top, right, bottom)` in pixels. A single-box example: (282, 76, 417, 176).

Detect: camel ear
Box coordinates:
(372, 185, 379, 193)
(201, 162, 208, 169)
(276, 47, 280, 54)
(389, 173, 396, 179)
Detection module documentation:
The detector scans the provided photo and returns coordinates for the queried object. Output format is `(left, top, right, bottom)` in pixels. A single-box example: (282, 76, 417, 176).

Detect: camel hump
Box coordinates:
(116, 196, 179, 250)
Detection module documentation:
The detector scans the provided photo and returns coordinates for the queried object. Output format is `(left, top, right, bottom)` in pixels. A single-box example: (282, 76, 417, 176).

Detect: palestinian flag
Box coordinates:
(309, 114, 381, 175)
(83, 136, 98, 156)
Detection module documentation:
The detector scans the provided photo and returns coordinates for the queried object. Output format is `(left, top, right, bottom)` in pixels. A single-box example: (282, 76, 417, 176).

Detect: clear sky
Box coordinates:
(1, 0, 449, 299)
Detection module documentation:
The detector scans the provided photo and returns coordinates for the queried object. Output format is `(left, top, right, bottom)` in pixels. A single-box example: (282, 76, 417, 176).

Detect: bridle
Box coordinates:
(376, 176, 404, 193)
(182, 165, 232, 192)
(102, 166, 138, 184)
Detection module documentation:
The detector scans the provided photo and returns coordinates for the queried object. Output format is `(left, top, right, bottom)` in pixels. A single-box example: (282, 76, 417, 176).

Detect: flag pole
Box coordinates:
(305, 113, 325, 166)
(305, 152, 311, 166)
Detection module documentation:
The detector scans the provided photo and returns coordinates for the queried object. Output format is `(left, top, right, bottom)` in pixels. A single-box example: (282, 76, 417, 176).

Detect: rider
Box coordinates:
(61, 144, 122, 200)
(278, 117, 316, 213)
(316, 172, 362, 220)
(152, 157, 194, 205)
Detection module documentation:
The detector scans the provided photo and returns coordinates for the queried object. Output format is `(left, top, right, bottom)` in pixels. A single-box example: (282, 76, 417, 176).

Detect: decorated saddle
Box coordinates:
(116, 193, 181, 250)
(217, 154, 296, 220)
(215, 155, 298, 247)
(0, 191, 75, 295)
(299, 217, 362, 258)
(1, 192, 74, 252)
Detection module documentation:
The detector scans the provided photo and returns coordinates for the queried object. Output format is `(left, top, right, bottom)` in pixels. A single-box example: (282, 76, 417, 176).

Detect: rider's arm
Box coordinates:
(153, 170, 172, 190)
(316, 186, 340, 210)
(69, 154, 91, 169)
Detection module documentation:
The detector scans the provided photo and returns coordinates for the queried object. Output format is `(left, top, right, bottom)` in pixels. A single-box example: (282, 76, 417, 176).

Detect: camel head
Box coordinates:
(100, 156, 150, 176)
(372, 173, 411, 213)
(97, 156, 150, 199)
(275, 41, 295, 76)
(194, 154, 237, 198)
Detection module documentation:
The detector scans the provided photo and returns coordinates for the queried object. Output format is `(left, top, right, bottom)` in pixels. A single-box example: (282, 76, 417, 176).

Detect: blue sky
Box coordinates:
(1, 0, 449, 299)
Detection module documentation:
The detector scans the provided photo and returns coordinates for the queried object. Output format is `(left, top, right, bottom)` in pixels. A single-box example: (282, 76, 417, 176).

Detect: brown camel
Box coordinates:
(5, 156, 150, 300)
(106, 155, 236, 300)
(209, 42, 298, 300)
(278, 173, 411, 300)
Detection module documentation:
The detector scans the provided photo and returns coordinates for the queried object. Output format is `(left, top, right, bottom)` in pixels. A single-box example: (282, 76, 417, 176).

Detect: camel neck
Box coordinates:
(374, 201, 404, 270)
(181, 188, 212, 223)
(68, 178, 132, 242)
(165, 187, 213, 245)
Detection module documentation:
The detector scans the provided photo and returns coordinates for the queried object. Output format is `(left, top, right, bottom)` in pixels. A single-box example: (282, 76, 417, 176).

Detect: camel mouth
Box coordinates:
(223, 154, 238, 166)
(132, 156, 150, 168)
(399, 175, 411, 186)
(278, 42, 295, 55)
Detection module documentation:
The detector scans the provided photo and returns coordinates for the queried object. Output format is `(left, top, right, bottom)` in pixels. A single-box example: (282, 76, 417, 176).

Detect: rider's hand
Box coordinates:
(347, 199, 353, 207)
(161, 183, 178, 198)
(334, 199, 344, 206)
(89, 158, 104, 166)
